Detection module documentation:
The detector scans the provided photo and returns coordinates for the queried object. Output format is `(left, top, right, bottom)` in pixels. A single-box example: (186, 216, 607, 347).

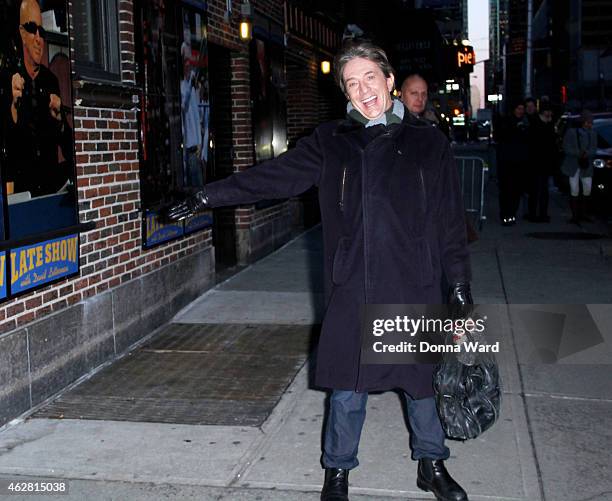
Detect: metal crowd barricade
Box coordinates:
(455, 156, 488, 230)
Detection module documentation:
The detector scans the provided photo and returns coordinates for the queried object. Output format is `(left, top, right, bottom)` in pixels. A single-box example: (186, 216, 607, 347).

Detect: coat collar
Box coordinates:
(333, 106, 432, 136)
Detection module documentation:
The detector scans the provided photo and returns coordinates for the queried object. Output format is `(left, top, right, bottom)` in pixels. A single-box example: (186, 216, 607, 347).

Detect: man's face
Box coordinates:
(540, 110, 552, 123)
(20, 0, 44, 67)
(401, 77, 428, 115)
(583, 119, 593, 130)
(343, 57, 394, 120)
(514, 104, 525, 118)
(525, 101, 536, 115)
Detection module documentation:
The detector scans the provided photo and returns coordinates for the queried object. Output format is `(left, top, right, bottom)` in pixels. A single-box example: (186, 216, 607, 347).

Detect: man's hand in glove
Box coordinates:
(448, 282, 474, 343)
(162, 190, 210, 222)
(448, 281, 474, 319)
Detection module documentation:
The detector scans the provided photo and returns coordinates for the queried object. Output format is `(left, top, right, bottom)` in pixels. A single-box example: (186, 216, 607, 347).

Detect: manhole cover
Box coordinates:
(527, 232, 605, 240)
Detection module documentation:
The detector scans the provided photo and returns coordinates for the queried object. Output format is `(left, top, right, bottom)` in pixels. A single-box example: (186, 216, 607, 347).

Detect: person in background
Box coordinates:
(524, 97, 538, 125)
(496, 101, 530, 226)
(401, 73, 428, 117)
(526, 103, 557, 222)
(561, 110, 597, 223)
(401, 74, 450, 139)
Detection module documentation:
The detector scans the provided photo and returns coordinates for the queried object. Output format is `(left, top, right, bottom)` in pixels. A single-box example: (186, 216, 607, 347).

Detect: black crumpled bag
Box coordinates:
(433, 330, 502, 440)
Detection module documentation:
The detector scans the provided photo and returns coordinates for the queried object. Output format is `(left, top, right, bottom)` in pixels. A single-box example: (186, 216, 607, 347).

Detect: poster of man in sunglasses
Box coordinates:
(1, 0, 73, 199)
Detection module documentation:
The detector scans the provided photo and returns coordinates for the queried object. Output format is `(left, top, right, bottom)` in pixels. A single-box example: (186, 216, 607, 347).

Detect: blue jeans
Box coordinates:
(322, 390, 450, 469)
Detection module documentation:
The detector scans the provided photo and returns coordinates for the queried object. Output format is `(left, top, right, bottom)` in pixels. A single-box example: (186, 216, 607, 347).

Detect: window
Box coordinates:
(72, 0, 120, 81)
(0, 0, 87, 300)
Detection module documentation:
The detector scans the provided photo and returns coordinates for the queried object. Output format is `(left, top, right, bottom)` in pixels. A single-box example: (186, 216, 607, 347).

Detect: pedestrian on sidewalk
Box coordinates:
(165, 39, 472, 501)
(496, 101, 530, 226)
(526, 102, 557, 222)
(561, 110, 597, 223)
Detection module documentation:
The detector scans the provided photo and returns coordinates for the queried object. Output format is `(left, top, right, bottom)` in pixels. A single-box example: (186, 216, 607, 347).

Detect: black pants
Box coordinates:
(527, 173, 550, 219)
(498, 162, 522, 220)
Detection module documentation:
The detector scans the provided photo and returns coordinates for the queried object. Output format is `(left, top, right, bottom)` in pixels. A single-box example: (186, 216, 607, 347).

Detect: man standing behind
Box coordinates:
(5, 0, 72, 197)
(401, 74, 450, 138)
(526, 104, 556, 222)
(401, 73, 428, 117)
(496, 102, 530, 225)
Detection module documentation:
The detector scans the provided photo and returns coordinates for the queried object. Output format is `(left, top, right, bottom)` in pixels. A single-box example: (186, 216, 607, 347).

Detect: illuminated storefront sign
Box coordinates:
(457, 46, 475, 68)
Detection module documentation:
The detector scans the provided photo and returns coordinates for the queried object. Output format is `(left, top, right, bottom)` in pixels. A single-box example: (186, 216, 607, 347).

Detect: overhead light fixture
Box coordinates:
(320, 60, 331, 74)
(239, 1, 253, 41)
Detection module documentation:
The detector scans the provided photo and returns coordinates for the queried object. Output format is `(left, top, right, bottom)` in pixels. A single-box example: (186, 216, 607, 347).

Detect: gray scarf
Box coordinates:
(347, 97, 405, 128)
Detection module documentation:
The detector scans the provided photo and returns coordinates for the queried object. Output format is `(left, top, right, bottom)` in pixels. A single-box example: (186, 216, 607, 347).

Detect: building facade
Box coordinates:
(488, 0, 611, 114)
(0, 0, 342, 428)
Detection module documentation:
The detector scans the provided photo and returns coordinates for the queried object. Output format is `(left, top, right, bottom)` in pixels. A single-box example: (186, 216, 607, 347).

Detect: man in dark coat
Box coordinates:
(166, 40, 472, 501)
(496, 101, 530, 225)
(526, 103, 557, 222)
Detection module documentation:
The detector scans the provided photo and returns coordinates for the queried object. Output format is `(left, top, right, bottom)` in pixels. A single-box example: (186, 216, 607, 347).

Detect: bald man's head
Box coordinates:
(19, 0, 44, 73)
(401, 75, 428, 115)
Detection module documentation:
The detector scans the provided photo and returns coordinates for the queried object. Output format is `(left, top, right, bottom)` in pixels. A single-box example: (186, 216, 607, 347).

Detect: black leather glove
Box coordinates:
(162, 190, 210, 222)
(448, 281, 474, 319)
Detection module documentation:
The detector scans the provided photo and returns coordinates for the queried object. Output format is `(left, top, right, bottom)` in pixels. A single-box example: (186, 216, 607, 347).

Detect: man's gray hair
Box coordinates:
(333, 39, 395, 95)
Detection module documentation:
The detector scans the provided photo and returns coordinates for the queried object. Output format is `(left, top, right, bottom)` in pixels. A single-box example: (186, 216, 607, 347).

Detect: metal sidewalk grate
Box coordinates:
(35, 323, 317, 426)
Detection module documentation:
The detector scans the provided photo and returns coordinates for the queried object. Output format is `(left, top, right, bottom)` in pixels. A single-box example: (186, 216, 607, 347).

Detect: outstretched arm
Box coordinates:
(165, 128, 324, 220)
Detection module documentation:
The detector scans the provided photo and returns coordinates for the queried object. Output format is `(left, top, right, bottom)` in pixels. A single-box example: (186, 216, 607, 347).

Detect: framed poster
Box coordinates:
(250, 37, 287, 163)
(136, 0, 212, 248)
(0, 0, 82, 299)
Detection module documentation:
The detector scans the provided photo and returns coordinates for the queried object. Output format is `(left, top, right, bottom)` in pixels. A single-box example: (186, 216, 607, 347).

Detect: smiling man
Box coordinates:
(342, 56, 394, 120)
(165, 39, 472, 501)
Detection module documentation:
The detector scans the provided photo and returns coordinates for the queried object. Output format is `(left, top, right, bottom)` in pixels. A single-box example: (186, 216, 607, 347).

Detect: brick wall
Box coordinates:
(0, 0, 216, 426)
(0, 0, 340, 427)
(0, 0, 214, 335)
(208, 1, 299, 265)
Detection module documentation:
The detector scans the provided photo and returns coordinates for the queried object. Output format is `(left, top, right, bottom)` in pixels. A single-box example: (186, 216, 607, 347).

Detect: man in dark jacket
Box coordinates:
(526, 104, 557, 222)
(496, 101, 530, 225)
(166, 40, 472, 501)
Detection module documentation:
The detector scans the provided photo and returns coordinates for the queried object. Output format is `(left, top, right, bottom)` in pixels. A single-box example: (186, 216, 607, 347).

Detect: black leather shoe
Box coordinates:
(417, 459, 468, 501)
(321, 468, 349, 501)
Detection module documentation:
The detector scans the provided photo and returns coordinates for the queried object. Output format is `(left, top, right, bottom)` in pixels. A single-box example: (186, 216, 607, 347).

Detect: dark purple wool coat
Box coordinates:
(205, 111, 471, 399)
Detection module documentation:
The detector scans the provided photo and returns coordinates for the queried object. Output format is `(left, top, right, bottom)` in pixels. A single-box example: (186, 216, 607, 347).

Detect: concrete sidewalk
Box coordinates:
(0, 183, 611, 501)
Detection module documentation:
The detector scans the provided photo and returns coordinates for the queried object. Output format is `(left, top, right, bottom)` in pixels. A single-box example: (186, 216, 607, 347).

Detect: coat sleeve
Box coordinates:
(204, 128, 323, 207)
(436, 142, 472, 286)
(563, 129, 579, 158)
(587, 130, 598, 156)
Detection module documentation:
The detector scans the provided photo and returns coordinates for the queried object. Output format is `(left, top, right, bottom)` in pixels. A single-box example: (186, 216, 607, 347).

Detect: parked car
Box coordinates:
(591, 118, 612, 218)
